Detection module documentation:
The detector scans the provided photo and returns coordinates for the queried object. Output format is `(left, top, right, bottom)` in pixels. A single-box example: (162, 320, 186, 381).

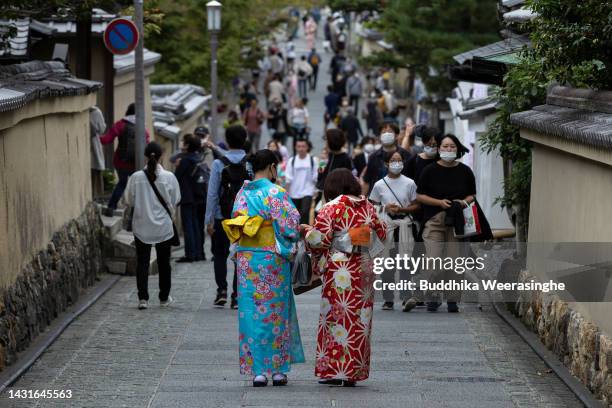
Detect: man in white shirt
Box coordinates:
(296, 55, 314, 99)
(285, 139, 318, 225)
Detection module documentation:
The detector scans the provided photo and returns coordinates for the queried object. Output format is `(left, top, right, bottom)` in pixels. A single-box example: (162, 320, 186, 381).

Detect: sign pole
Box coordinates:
(134, 0, 145, 170)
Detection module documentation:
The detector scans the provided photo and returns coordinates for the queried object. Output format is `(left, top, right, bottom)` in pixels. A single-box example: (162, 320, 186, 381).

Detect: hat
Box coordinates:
(194, 126, 209, 136)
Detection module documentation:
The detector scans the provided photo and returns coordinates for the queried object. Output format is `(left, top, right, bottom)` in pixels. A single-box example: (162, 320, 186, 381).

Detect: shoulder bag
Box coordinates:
(146, 174, 181, 246)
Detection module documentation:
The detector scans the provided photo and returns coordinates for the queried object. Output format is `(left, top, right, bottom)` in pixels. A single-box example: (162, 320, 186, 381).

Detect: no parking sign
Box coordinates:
(103, 18, 139, 55)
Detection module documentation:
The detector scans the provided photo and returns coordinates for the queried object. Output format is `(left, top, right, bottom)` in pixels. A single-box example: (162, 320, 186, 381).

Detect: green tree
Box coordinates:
(481, 0, 612, 240)
(374, 0, 499, 97)
(147, 0, 315, 90)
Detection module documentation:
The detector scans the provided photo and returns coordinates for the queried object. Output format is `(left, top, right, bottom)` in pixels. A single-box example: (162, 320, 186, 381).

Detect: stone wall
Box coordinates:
(515, 270, 612, 405)
(0, 203, 105, 371)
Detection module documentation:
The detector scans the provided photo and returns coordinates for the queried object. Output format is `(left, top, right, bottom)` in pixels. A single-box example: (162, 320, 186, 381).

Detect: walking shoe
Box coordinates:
(160, 296, 174, 308)
(253, 375, 268, 387)
(342, 380, 356, 387)
(176, 257, 194, 263)
(230, 297, 238, 310)
(381, 301, 394, 310)
(103, 207, 115, 217)
(416, 301, 425, 307)
(402, 298, 418, 313)
(214, 293, 227, 307)
(138, 299, 148, 310)
(426, 301, 441, 312)
(272, 373, 288, 386)
(318, 379, 343, 386)
(447, 302, 460, 313)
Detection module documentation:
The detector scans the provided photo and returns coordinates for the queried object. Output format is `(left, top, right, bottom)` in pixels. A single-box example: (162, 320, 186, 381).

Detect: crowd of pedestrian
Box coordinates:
(95, 5, 493, 393)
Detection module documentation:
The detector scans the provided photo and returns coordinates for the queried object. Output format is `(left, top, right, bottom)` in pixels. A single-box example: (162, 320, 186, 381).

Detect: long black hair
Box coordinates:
(435, 133, 469, 158)
(247, 149, 279, 173)
(144, 142, 163, 181)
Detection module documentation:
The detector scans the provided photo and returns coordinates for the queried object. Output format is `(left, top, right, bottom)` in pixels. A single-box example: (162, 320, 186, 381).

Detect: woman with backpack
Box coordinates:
(123, 142, 181, 310)
(222, 149, 305, 387)
(175, 134, 205, 263)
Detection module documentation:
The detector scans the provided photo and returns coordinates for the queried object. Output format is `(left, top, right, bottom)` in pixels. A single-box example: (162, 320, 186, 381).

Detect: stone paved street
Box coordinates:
(0, 257, 583, 408)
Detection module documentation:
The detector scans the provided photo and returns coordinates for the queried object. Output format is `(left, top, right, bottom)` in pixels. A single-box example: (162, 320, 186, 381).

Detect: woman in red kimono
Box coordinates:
(304, 169, 387, 386)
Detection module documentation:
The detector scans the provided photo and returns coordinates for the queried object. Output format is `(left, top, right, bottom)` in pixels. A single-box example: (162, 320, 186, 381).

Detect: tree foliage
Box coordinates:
(147, 0, 315, 90)
(374, 0, 499, 97)
(481, 0, 612, 239)
(328, 0, 382, 12)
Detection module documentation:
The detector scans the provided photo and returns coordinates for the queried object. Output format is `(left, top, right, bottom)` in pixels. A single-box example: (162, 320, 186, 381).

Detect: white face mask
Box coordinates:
(380, 132, 395, 146)
(440, 151, 457, 162)
(364, 143, 375, 154)
(424, 146, 438, 157)
(414, 137, 423, 147)
(374, 143, 382, 150)
(388, 162, 403, 175)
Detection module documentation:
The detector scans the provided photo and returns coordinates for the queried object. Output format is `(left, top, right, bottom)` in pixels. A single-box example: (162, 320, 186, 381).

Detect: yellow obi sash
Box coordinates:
(222, 215, 275, 248)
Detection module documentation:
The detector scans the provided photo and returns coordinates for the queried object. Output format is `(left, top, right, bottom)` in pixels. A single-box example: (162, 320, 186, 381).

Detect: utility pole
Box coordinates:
(134, 0, 145, 170)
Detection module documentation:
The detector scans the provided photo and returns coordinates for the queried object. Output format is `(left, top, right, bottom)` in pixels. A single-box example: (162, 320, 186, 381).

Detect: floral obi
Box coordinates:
(222, 215, 275, 248)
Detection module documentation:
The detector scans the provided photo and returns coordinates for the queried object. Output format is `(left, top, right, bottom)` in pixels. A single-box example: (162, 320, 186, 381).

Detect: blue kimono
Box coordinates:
(222, 178, 305, 376)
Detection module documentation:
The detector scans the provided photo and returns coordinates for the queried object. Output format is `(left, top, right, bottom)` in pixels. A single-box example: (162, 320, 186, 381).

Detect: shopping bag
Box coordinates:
(455, 202, 481, 238)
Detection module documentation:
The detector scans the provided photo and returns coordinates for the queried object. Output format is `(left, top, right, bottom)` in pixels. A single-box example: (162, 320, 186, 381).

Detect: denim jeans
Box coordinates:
(108, 168, 134, 209)
(298, 78, 308, 99)
(181, 204, 203, 260)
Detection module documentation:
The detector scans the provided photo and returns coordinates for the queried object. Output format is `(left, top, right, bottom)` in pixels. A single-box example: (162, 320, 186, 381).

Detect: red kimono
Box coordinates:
(307, 195, 386, 382)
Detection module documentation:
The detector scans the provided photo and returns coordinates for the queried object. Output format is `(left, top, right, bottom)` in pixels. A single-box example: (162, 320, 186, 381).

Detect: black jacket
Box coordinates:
(175, 152, 204, 205)
(339, 114, 363, 143)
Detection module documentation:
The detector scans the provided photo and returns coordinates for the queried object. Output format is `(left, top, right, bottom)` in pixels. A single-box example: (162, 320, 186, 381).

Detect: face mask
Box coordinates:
(424, 146, 438, 158)
(414, 137, 423, 147)
(440, 151, 457, 162)
(388, 162, 403, 175)
(380, 132, 395, 146)
(374, 143, 382, 150)
(364, 143, 374, 154)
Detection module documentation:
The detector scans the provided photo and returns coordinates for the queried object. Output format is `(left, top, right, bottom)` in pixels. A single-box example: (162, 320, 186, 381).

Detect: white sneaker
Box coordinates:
(160, 296, 174, 308)
(138, 299, 148, 310)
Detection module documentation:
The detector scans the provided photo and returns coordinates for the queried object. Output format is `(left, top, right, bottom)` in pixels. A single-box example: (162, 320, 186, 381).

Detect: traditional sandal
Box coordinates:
(253, 374, 268, 387)
(272, 373, 288, 386)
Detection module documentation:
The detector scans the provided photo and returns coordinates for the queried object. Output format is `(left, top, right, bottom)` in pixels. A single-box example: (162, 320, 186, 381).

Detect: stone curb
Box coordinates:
(492, 302, 607, 408)
(0, 274, 121, 394)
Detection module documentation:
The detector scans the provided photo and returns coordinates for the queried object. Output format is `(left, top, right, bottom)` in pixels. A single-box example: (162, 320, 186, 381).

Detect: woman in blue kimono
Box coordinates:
(223, 149, 305, 387)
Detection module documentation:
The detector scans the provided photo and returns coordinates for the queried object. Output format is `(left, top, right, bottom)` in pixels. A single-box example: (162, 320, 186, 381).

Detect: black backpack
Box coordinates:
(117, 120, 136, 164)
(219, 156, 251, 219)
(191, 159, 210, 200)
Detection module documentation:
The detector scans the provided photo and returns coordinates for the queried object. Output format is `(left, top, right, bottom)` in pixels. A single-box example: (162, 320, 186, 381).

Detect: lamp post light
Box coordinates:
(207, 0, 221, 141)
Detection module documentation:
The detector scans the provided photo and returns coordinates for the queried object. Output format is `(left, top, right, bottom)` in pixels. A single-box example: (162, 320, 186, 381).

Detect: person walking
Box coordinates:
(242, 99, 265, 152)
(205, 126, 251, 309)
(346, 72, 363, 114)
(285, 139, 318, 225)
(369, 151, 420, 311)
(296, 55, 313, 99)
(193, 126, 212, 261)
(353, 136, 375, 178)
(267, 74, 286, 106)
(304, 169, 387, 386)
(223, 149, 305, 387)
(289, 98, 309, 142)
(406, 127, 440, 183)
(305, 16, 318, 50)
(324, 85, 341, 128)
(308, 48, 322, 90)
(122, 142, 180, 310)
(174, 134, 205, 263)
(100, 103, 150, 216)
(364, 92, 383, 136)
(339, 107, 363, 155)
(362, 123, 413, 195)
(316, 129, 353, 194)
(416, 134, 476, 313)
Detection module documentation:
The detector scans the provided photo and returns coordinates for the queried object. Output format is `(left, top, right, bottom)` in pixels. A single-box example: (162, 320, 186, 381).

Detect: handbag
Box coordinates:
(146, 174, 181, 246)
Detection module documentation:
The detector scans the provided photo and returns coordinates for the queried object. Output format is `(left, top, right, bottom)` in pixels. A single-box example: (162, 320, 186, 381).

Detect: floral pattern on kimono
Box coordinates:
(307, 195, 386, 381)
(231, 178, 305, 376)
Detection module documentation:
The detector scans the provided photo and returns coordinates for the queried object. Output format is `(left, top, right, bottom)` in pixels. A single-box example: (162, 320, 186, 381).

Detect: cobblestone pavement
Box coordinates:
(1, 256, 583, 408)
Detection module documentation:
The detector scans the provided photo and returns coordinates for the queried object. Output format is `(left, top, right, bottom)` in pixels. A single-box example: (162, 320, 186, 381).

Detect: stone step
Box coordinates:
(106, 229, 158, 276)
(101, 214, 123, 239)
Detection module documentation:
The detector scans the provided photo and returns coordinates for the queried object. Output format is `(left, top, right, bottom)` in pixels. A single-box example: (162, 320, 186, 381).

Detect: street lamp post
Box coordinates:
(207, 0, 221, 142)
